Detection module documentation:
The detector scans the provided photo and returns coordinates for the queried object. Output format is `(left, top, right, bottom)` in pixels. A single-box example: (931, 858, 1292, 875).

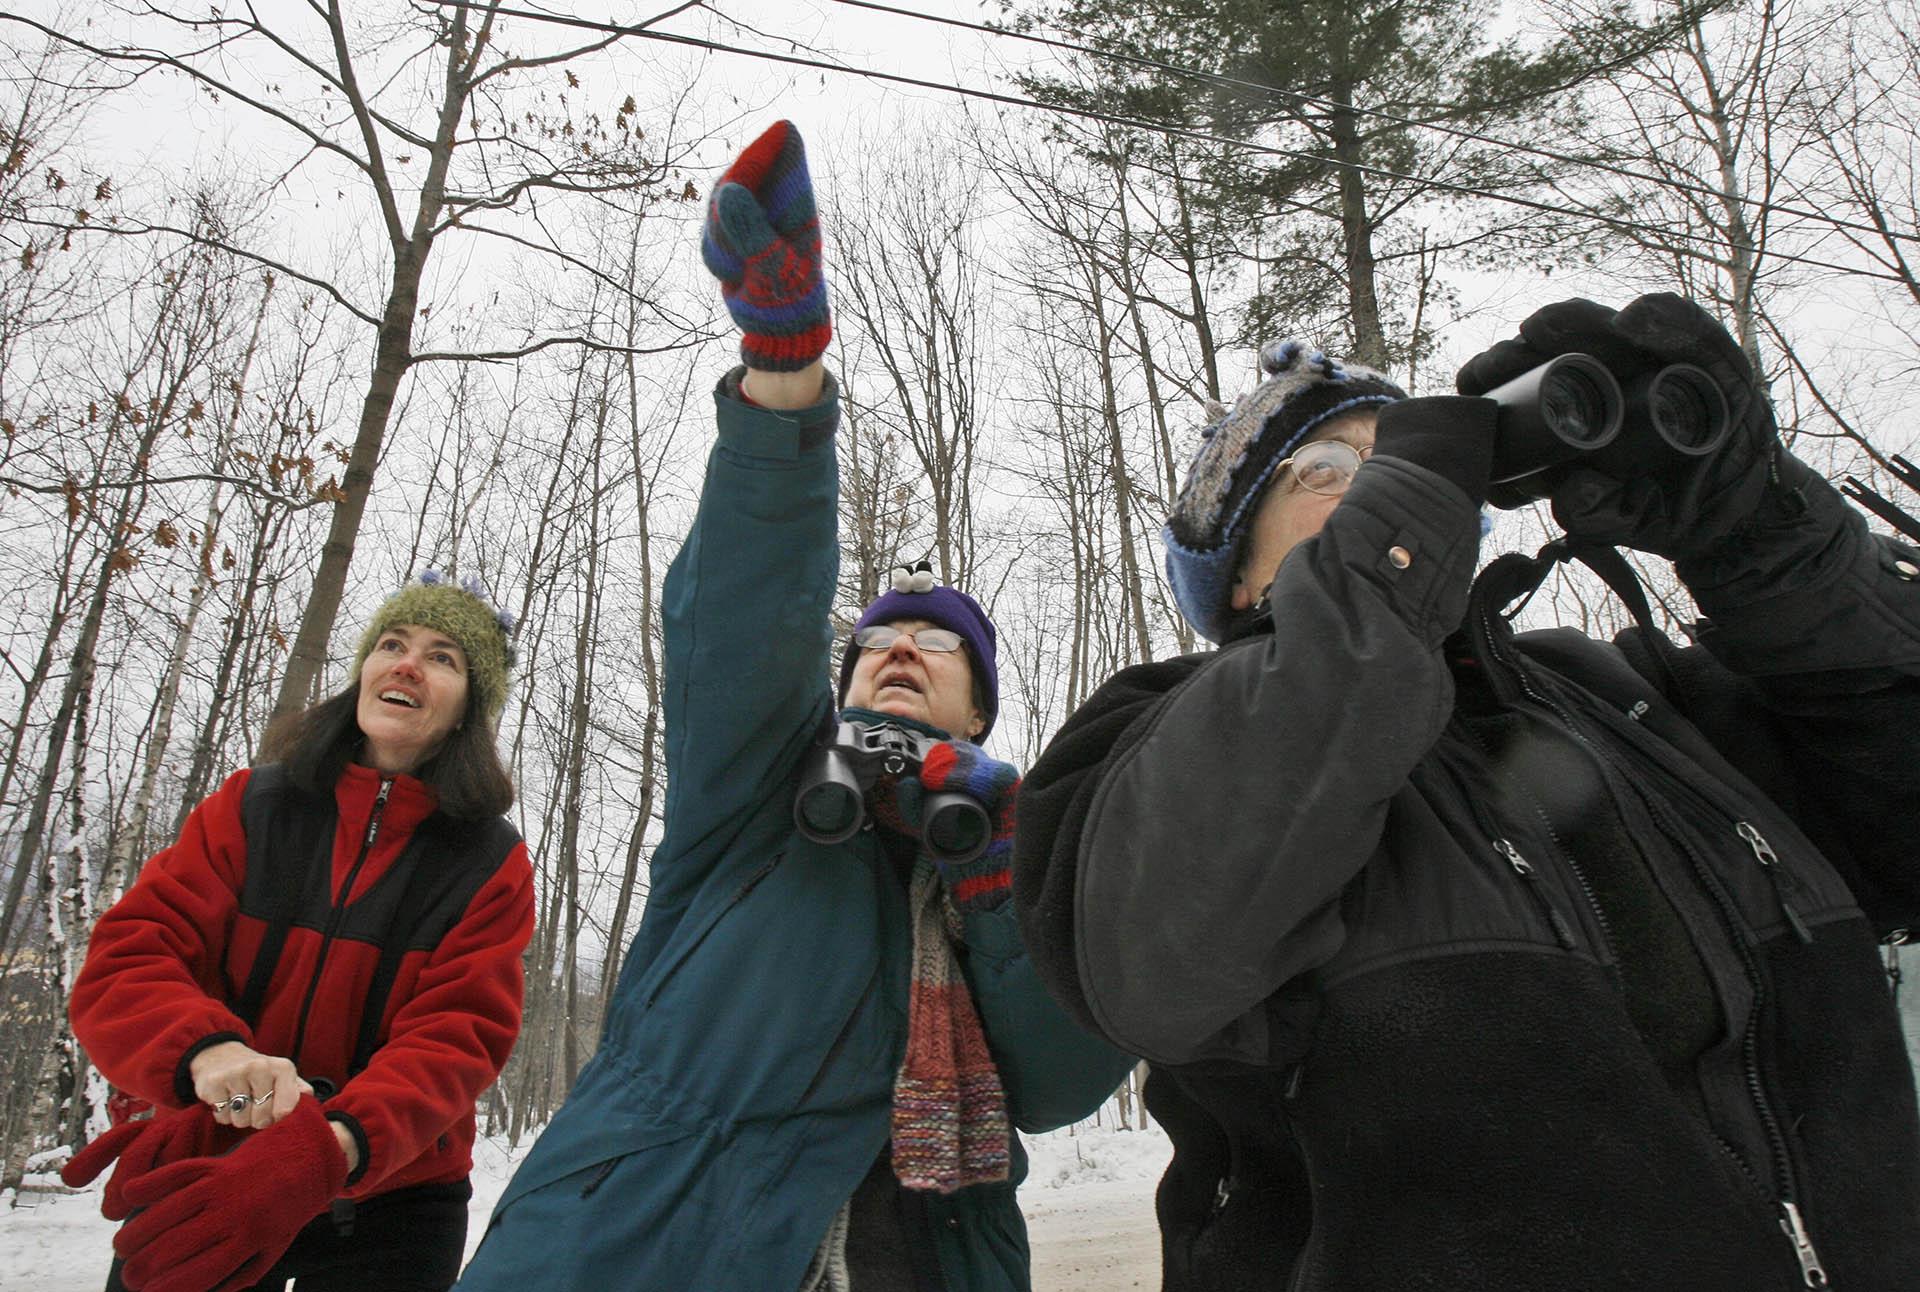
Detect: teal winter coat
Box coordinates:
(456, 372, 1133, 1292)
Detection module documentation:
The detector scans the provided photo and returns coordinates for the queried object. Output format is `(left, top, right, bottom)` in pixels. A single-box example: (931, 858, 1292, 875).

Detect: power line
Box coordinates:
(418, 0, 1905, 285)
(827, 0, 1920, 253)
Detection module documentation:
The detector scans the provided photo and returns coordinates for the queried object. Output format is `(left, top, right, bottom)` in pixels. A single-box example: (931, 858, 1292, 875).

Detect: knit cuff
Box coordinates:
(938, 854, 1013, 913)
(1372, 397, 1500, 511)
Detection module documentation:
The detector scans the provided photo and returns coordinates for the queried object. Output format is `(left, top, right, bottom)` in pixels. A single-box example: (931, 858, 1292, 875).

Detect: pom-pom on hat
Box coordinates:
(837, 563, 1000, 741)
(351, 571, 518, 728)
(1163, 341, 1407, 643)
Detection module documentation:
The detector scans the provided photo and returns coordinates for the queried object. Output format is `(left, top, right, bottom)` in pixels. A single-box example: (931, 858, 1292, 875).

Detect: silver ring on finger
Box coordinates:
(221, 1093, 254, 1114)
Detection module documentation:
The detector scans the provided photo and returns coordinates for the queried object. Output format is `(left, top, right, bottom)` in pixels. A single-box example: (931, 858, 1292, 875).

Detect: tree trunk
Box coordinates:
(0, 269, 185, 954)
(1325, 81, 1387, 368)
(175, 494, 292, 828)
(273, 266, 421, 717)
(557, 384, 610, 1095)
(1688, 21, 1765, 370)
(274, 0, 479, 715)
(105, 277, 274, 898)
(600, 269, 669, 1016)
(1168, 147, 1223, 404)
(1085, 269, 1154, 664)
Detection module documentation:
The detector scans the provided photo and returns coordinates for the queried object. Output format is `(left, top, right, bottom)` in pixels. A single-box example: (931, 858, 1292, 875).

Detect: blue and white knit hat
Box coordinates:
(1164, 341, 1406, 643)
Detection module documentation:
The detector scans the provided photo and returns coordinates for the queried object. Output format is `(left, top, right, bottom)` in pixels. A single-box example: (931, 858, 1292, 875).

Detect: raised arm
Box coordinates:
(1457, 293, 1920, 928)
(652, 121, 840, 903)
(1017, 451, 1486, 1066)
(1675, 469, 1920, 928)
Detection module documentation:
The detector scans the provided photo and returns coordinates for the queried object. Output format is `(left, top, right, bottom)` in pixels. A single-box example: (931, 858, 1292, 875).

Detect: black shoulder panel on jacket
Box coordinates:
(234, 766, 524, 1044)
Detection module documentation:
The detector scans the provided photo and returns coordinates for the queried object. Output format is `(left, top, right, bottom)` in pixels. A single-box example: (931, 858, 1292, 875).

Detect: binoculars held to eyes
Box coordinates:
(1484, 354, 1731, 509)
(793, 720, 993, 864)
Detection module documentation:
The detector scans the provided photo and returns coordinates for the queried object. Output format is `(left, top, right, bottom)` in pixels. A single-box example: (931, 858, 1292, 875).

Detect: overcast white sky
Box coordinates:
(14, 0, 1910, 426)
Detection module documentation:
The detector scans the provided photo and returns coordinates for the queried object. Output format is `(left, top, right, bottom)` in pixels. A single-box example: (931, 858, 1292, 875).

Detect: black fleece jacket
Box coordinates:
(1013, 437, 1920, 1290)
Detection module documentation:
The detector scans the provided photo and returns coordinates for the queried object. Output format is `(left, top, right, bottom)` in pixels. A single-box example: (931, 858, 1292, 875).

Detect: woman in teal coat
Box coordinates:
(455, 121, 1131, 1292)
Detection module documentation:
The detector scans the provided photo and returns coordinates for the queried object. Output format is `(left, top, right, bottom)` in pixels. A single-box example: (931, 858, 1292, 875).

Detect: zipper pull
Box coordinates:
(1497, 839, 1577, 949)
(1738, 821, 1813, 943)
(366, 777, 393, 848)
(1778, 1200, 1828, 1288)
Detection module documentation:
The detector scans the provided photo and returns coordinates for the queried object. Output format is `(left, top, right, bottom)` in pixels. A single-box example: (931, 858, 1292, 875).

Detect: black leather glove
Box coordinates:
(1456, 294, 1782, 561)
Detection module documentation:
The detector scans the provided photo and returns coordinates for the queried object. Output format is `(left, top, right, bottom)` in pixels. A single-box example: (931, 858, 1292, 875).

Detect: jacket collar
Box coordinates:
(1463, 539, 1675, 706)
(336, 759, 438, 832)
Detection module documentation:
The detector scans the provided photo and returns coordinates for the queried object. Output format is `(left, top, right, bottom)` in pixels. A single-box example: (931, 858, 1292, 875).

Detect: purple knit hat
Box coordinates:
(837, 568, 1000, 741)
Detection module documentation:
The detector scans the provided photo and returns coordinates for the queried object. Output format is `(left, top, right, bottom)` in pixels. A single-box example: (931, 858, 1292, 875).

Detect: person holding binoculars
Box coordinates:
(1013, 296, 1920, 1290)
(455, 121, 1131, 1292)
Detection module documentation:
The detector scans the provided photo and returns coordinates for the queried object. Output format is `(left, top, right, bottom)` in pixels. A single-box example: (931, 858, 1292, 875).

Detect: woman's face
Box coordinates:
(1231, 412, 1379, 612)
(842, 617, 984, 740)
(356, 623, 470, 775)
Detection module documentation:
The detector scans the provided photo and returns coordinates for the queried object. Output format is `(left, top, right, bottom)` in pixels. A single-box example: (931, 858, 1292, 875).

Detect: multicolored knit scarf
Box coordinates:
(890, 854, 1011, 1192)
(867, 760, 1013, 1197)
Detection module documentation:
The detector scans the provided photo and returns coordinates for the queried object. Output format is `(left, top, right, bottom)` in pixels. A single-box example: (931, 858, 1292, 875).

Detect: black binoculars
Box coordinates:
(1484, 354, 1731, 508)
(793, 720, 992, 864)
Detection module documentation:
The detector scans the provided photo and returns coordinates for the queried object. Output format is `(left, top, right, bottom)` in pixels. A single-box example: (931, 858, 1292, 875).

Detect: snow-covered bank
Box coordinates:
(3, 1120, 1170, 1291)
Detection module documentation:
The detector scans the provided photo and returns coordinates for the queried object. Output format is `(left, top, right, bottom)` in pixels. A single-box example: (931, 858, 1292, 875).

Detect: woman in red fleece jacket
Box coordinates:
(66, 572, 535, 1292)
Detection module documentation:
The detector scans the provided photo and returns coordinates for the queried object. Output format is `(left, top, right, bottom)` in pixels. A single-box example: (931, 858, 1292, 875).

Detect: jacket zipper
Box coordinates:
(1477, 604, 1830, 1287)
(1495, 839, 1578, 949)
(643, 852, 784, 1008)
(290, 776, 393, 1070)
(1582, 683, 1825, 947)
(1780, 1198, 1829, 1287)
(1736, 821, 1814, 944)
(1460, 636, 1616, 961)
(1631, 764, 1831, 1289)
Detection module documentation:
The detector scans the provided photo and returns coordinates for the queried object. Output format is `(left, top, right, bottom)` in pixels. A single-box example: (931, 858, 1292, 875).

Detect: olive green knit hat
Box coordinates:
(351, 571, 517, 726)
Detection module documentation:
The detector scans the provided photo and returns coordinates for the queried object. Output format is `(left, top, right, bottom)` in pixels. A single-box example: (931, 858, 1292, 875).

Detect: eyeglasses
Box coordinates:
(1274, 440, 1374, 497)
(854, 625, 966, 654)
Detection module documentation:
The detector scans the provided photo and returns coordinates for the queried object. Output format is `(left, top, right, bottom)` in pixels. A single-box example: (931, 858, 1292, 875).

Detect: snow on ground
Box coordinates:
(1, 1120, 1169, 1291)
(1020, 1121, 1168, 1290)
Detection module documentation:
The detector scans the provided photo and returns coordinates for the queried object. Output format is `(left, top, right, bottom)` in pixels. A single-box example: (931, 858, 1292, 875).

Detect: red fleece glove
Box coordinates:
(61, 1104, 238, 1221)
(114, 1097, 347, 1292)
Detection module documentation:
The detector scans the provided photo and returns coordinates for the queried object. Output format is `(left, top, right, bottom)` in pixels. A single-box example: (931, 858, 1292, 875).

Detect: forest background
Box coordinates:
(3, 0, 1919, 1185)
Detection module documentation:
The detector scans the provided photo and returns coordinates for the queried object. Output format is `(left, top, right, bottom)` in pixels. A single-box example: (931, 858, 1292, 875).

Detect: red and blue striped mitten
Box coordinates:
(700, 120, 832, 372)
(917, 741, 1019, 913)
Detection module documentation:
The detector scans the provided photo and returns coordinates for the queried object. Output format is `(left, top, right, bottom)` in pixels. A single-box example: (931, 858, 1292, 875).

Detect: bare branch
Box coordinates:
(440, 167, 664, 222)
(461, 0, 702, 88)
(318, 0, 408, 246)
(411, 332, 715, 363)
(0, 13, 376, 184)
(1, 472, 329, 509)
(9, 215, 381, 326)
(1758, 309, 1902, 473)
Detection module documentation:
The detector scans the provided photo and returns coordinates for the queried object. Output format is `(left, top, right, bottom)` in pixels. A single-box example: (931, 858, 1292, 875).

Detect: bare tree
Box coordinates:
(0, 235, 212, 956)
(2, 0, 709, 721)
(832, 130, 995, 591)
(1545, 0, 1847, 362)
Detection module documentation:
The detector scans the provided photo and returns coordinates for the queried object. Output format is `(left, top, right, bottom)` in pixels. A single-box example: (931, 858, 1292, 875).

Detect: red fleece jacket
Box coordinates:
(71, 764, 535, 1199)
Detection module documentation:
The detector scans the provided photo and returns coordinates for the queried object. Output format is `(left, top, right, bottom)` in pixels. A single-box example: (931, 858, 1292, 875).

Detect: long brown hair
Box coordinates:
(258, 679, 514, 821)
